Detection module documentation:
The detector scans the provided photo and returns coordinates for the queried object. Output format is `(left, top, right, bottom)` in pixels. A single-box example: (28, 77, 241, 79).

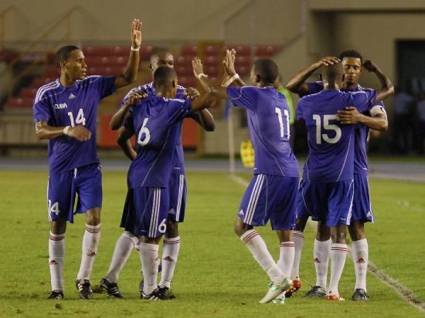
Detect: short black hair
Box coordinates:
(153, 66, 177, 88)
(339, 49, 363, 63)
(253, 59, 279, 85)
(322, 62, 344, 82)
(56, 45, 80, 65)
(150, 47, 172, 62)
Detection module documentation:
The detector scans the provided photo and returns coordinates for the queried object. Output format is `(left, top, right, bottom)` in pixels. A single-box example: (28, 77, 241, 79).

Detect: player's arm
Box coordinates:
(337, 105, 388, 131)
(117, 127, 137, 160)
(35, 121, 91, 141)
(185, 86, 216, 132)
(221, 49, 246, 89)
(285, 56, 340, 95)
(363, 60, 394, 101)
(114, 19, 142, 89)
(109, 91, 147, 130)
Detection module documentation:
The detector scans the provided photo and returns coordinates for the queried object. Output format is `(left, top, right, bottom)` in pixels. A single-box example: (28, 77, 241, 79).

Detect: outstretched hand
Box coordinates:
(192, 57, 205, 78)
(222, 49, 237, 76)
(315, 56, 340, 68)
(131, 18, 142, 49)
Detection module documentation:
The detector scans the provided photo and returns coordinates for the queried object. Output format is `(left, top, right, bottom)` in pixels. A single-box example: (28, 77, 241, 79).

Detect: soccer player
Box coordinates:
(99, 50, 215, 299)
(221, 50, 299, 304)
(116, 66, 217, 299)
(33, 19, 142, 300)
(286, 50, 391, 300)
(295, 62, 372, 301)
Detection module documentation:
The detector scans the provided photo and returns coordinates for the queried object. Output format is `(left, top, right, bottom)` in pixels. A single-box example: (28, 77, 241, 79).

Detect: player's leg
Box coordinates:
(158, 173, 185, 299)
(47, 170, 74, 299)
(235, 174, 291, 303)
(136, 187, 169, 300)
(349, 173, 372, 301)
(74, 164, 103, 299)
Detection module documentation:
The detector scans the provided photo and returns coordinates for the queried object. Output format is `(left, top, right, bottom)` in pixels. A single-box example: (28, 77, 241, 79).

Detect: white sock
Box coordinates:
(139, 242, 160, 295)
(352, 238, 368, 291)
(240, 229, 284, 284)
(159, 236, 181, 289)
(328, 243, 349, 296)
(77, 224, 101, 281)
(291, 231, 305, 280)
(49, 232, 65, 292)
(277, 241, 295, 278)
(105, 231, 138, 283)
(314, 239, 331, 288)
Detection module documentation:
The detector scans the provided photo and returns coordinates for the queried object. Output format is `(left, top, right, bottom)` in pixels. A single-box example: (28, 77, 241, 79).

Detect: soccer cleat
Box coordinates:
(48, 291, 64, 300)
(351, 288, 368, 301)
(284, 279, 302, 298)
(141, 290, 159, 301)
(304, 285, 327, 298)
(156, 286, 176, 300)
(272, 292, 286, 304)
(75, 279, 93, 299)
(99, 278, 123, 298)
(259, 278, 292, 304)
(326, 293, 345, 301)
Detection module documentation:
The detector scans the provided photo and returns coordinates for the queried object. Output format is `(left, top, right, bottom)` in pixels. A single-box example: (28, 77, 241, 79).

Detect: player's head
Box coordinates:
(322, 62, 344, 89)
(150, 48, 174, 74)
(339, 49, 363, 86)
(153, 66, 178, 97)
(56, 45, 87, 81)
(250, 59, 279, 87)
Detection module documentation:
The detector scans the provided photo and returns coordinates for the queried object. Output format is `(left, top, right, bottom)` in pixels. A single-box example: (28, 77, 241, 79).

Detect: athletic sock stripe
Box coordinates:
(281, 242, 295, 247)
(292, 232, 305, 238)
(245, 175, 265, 224)
(243, 233, 259, 244)
(49, 235, 65, 241)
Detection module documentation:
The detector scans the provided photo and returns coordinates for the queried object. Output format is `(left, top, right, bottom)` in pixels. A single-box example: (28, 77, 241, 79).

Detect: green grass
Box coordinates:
(0, 170, 424, 317)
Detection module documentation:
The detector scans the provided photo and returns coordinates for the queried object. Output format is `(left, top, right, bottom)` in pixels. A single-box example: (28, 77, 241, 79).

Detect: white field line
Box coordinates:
(229, 174, 425, 313)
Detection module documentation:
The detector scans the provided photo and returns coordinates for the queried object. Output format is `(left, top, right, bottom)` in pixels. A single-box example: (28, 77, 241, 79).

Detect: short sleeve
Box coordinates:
(168, 98, 192, 123)
(120, 85, 151, 108)
(89, 76, 116, 99)
(350, 91, 371, 113)
(226, 86, 258, 111)
(299, 81, 324, 97)
(33, 98, 52, 123)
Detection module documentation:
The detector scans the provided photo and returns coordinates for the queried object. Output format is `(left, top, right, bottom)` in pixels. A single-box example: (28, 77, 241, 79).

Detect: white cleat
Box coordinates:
(272, 291, 286, 304)
(259, 278, 292, 304)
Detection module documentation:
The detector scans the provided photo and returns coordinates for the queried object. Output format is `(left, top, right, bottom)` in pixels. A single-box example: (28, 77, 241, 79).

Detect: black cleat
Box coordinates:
(48, 291, 64, 300)
(156, 286, 175, 300)
(100, 278, 123, 298)
(352, 288, 368, 301)
(304, 285, 327, 298)
(141, 289, 159, 301)
(76, 279, 93, 299)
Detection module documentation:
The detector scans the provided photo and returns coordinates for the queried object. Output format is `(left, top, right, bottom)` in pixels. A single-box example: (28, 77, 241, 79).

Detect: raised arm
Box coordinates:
(285, 56, 340, 95)
(35, 121, 91, 141)
(363, 60, 394, 102)
(114, 19, 142, 89)
(109, 90, 146, 130)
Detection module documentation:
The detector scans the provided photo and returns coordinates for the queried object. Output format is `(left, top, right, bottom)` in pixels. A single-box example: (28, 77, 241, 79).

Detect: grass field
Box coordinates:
(0, 170, 424, 318)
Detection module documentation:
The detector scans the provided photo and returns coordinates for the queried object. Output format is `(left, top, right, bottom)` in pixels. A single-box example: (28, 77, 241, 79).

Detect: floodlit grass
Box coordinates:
(0, 170, 424, 318)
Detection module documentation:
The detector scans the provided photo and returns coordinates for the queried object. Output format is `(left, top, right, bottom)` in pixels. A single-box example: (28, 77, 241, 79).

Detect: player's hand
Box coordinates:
(131, 18, 142, 50)
(222, 49, 237, 76)
(66, 126, 92, 142)
(186, 87, 200, 100)
(125, 91, 147, 107)
(336, 106, 362, 124)
(192, 57, 205, 78)
(363, 60, 379, 73)
(314, 56, 340, 68)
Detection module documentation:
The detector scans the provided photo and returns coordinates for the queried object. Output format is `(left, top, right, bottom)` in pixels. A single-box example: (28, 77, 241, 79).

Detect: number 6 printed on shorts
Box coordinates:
(158, 218, 167, 234)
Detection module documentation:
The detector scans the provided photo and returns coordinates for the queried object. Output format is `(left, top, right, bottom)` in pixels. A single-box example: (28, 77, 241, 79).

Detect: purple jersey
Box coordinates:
(227, 86, 299, 177)
(122, 82, 195, 173)
(33, 76, 116, 173)
(304, 81, 384, 175)
(296, 89, 371, 182)
(124, 95, 191, 188)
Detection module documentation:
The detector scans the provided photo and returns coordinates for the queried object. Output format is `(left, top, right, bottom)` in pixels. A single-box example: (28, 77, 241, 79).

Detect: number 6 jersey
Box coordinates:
(296, 89, 371, 183)
(227, 86, 299, 177)
(32, 76, 116, 173)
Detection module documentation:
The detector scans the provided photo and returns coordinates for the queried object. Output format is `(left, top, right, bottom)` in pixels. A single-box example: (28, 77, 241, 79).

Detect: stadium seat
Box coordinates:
(20, 88, 37, 98)
(226, 44, 251, 56)
(254, 45, 282, 57)
(7, 97, 33, 108)
(181, 45, 198, 57)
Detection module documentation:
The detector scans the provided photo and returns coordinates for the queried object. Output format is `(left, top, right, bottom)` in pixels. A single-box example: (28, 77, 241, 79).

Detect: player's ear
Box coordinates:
(256, 74, 261, 84)
(342, 74, 345, 82)
(172, 79, 176, 88)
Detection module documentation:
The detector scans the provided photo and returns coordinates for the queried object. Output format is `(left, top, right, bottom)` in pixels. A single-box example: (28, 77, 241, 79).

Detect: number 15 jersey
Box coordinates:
(227, 86, 298, 177)
(32, 76, 116, 173)
(296, 89, 370, 183)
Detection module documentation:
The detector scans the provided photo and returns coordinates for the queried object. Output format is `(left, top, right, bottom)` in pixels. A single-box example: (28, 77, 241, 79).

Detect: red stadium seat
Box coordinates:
(31, 77, 55, 88)
(204, 55, 219, 67)
(178, 76, 197, 88)
(175, 65, 193, 77)
(204, 65, 219, 77)
(226, 44, 251, 56)
(204, 45, 221, 56)
(175, 55, 192, 67)
(236, 65, 250, 76)
(181, 45, 198, 57)
(7, 97, 33, 108)
(44, 66, 59, 77)
(20, 88, 37, 98)
(255, 45, 282, 57)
